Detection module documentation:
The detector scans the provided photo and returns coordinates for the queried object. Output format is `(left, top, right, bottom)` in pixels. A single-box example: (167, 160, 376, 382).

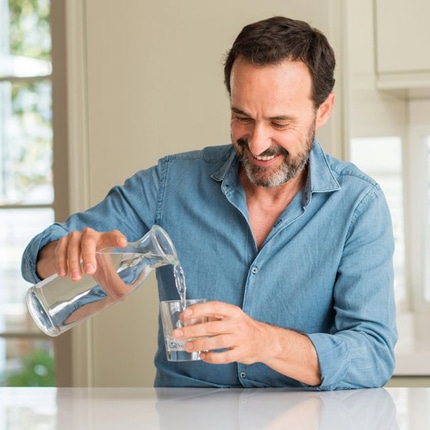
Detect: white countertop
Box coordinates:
(0, 386, 427, 429)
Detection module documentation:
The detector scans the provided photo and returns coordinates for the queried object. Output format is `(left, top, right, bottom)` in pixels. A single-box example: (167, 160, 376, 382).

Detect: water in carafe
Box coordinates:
(26, 225, 186, 336)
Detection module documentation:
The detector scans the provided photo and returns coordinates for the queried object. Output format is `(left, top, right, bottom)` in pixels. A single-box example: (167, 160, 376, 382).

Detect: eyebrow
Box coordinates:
(231, 106, 293, 122)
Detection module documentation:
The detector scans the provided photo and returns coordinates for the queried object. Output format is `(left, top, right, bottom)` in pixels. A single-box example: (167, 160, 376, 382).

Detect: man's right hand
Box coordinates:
(36, 228, 127, 281)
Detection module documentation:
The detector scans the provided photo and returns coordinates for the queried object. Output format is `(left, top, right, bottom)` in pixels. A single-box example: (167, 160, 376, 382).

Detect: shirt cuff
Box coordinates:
(21, 223, 70, 284)
(307, 333, 350, 390)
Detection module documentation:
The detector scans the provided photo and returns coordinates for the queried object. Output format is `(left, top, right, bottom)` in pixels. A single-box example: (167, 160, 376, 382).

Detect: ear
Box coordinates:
(315, 92, 335, 129)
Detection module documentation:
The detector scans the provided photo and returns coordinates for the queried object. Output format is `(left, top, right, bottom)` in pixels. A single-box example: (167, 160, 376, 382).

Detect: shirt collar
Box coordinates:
(303, 139, 341, 205)
(210, 147, 237, 183)
(211, 141, 341, 205)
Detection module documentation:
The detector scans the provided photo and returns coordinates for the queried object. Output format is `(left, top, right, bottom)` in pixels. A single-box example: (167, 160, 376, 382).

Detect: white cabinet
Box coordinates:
(375, 0, 430, 94)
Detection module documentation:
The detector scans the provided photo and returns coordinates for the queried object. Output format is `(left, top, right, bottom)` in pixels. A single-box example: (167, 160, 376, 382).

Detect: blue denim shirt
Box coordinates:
(22, 142, 397, 390)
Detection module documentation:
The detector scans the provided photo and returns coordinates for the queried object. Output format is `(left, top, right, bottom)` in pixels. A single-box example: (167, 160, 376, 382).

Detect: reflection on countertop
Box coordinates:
(2, 386, 428, 429)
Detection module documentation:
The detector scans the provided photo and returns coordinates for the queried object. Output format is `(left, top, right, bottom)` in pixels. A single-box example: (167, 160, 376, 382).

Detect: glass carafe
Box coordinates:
(26, 225, 178, 337)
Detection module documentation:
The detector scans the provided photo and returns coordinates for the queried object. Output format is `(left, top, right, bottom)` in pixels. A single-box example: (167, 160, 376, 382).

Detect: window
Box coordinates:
(350, 137, 406, 307)
(0, 0, 55, 386)
(425, 136, 430, 303)
(351, 129, 430, 319)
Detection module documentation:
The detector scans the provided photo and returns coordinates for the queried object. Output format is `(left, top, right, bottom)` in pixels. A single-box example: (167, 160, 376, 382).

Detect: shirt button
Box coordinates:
(251, 267, 258, 274)
(240, 371, 247, 378)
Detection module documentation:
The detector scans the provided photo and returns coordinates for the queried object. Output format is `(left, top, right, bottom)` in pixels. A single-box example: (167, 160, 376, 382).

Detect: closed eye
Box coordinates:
(231, 112, 253, 124)
(237, 116, 253, 123)
(271, 122, 288, 130)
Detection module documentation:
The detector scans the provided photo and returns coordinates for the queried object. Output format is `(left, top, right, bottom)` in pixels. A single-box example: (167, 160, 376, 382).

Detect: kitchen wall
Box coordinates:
(63, 0, 430, 386)
(64, 0, 344, 386)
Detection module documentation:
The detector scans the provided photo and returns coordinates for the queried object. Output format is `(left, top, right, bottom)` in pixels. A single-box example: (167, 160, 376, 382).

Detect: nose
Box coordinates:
(247, 123, 272, 156)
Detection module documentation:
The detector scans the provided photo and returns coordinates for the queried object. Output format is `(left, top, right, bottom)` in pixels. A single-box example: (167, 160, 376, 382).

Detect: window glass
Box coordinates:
(4, 0, 51, 58)
(426, 136, 430, 302)
(0, 208, 54, 332)
(350, 137, 406, 305)
(0, 80, 53, 205)
(0, 0, 51, 78)
(0, 0, 54, 387)
(0, 338, 55, 386)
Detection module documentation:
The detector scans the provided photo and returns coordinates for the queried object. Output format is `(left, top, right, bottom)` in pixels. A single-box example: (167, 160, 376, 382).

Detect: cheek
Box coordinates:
(230, 122, 246, 143)
(274, 131, 308, 157)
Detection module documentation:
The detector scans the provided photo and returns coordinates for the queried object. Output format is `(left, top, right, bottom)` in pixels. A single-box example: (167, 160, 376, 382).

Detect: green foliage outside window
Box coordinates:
(9, 0, 51, 60)
(0, 0, 55, 388)
(1, 349, 55, 387)
(1, 0, 53, 204)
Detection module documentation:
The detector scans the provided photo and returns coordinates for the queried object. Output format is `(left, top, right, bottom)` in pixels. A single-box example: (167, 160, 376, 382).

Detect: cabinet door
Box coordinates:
(376, 0, 430, 73)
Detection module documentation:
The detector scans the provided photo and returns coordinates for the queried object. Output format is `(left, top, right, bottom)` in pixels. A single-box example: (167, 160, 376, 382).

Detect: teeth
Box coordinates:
(254, 154, 275, 161)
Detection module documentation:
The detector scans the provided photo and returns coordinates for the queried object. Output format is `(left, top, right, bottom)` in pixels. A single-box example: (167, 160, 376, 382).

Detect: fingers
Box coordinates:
(172, 301, 256, 364)
(54, 236, 69, 278)
(182, 301, 240, 321)
(183, 329, 248, 365)
(67, 231, 86, 280)
(56, 228, 127, 281)
(80, 228, 98, 275)
(174, 302, 237, 339)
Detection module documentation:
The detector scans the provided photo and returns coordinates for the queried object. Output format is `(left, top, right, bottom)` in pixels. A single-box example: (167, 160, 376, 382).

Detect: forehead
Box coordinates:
(229, 58, 313, 106)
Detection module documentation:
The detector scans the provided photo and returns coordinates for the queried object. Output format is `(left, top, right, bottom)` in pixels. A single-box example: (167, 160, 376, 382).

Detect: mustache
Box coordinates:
(236, 138, 289, 157)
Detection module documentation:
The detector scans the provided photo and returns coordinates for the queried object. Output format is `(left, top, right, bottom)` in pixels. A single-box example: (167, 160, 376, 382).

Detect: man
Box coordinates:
(22, 16, 397, 389)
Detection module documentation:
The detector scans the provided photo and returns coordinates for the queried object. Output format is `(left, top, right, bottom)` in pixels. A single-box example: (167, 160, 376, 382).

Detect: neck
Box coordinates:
(240, 167, 308, 250)
(240, 166, 308, 206)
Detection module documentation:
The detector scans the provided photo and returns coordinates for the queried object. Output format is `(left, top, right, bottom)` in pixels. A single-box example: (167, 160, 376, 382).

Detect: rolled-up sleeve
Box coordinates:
(308, 185, 397, 390)
(21, 223, 70, 284)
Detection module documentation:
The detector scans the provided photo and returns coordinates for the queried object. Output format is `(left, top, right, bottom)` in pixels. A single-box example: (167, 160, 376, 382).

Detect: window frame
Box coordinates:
(0, 0, 71, 387)
(406, 119, 430, 314)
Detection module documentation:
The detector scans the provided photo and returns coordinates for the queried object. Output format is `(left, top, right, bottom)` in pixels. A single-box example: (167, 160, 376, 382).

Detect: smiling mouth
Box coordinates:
(252, 153, 276, 161)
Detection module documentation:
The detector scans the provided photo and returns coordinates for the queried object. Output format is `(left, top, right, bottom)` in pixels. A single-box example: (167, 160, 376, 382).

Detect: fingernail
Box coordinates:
(85, 264, 95, 274)
(71, 270, 81, 281)
(185, 342, 194, 352)
(173, 329, 183, 339)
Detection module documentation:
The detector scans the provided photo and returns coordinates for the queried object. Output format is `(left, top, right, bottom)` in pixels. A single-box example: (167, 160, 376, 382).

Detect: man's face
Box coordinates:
(229, 58, 322, 188)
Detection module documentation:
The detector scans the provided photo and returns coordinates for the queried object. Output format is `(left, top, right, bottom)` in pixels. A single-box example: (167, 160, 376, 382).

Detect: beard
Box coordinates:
(236, 123, 315, 188)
